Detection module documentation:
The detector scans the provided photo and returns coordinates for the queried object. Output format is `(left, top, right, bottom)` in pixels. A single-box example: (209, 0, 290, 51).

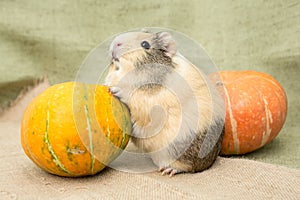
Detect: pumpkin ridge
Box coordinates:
(105, 106, 111, 140)
(119, 101, 129, 149)
(83, 85, 95, 174)
(97, 87, 111, 141)
(84, 104, 95, 173)
(23, 124, 49, 173)
(45, 109, 73, 175)
(223, 85, 240, 153)
(260, 96, 272, 147)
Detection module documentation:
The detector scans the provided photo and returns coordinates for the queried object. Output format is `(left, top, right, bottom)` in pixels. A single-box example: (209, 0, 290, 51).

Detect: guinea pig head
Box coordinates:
(105, 31, 177, 87)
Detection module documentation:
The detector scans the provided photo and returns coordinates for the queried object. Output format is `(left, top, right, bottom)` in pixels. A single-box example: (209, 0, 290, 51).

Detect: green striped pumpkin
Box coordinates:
(21, 82, 131, 177)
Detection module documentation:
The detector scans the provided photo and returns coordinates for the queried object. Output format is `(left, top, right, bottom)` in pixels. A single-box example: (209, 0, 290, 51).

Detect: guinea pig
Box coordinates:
(105, 30, 225, 176)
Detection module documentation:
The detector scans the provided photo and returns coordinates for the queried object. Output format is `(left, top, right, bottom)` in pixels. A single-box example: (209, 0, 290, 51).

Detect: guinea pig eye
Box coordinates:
(141, 41, 151, 49)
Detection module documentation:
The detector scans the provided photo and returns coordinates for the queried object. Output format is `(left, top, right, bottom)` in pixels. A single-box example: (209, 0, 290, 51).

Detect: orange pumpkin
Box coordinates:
(210, 71, 287, 155)
(21, 82, 131, 177)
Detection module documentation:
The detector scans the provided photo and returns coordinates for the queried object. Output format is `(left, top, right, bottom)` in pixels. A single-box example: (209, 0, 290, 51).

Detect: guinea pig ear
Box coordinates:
(156, 32, 177, 57)
(141, 28, 151, 33)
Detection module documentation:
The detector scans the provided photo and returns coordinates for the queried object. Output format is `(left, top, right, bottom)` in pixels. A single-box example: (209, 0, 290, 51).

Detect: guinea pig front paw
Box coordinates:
(109, 86, 129, 104)
(109, 86, 122, 98)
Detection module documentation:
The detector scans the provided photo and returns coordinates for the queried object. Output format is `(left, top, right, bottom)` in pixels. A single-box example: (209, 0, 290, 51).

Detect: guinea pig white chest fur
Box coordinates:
(105, 31, 225, 176)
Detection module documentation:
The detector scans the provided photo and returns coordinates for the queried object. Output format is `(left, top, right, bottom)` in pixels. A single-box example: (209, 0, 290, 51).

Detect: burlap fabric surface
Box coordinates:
(0, 118, 299, 199)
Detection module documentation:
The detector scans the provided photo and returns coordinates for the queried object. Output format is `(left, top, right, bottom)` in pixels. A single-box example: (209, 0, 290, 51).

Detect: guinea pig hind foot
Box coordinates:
(159, 167, 184, 177)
